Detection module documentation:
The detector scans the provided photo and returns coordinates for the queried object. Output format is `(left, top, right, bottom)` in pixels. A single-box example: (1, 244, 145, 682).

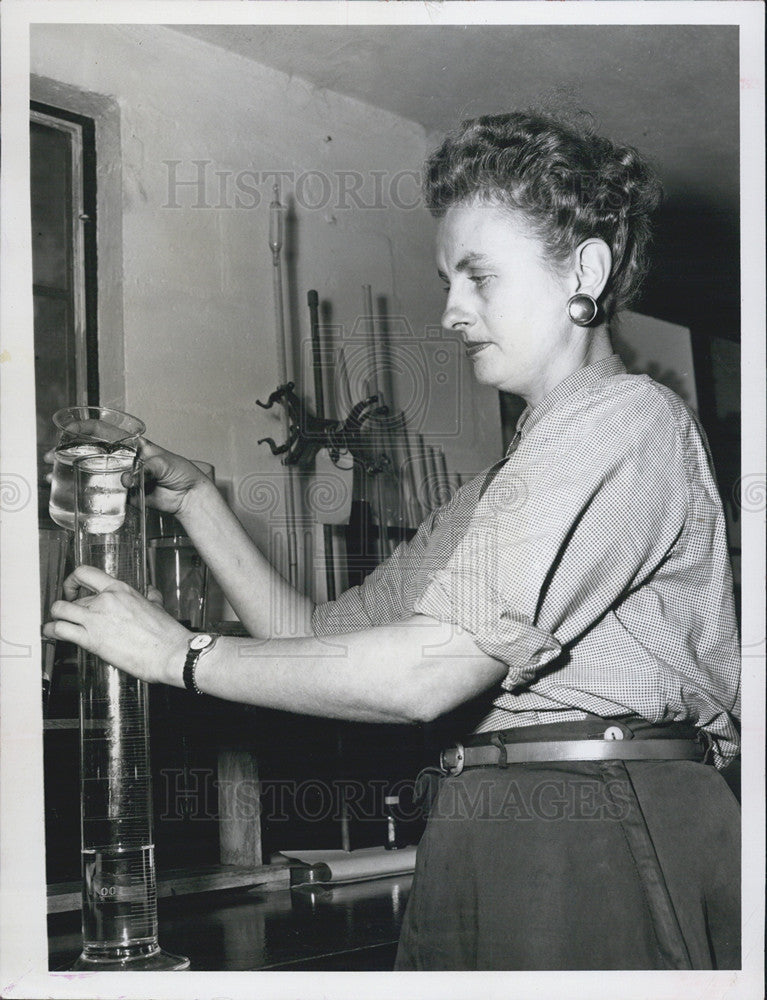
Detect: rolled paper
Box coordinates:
(279, 845, 418, 886)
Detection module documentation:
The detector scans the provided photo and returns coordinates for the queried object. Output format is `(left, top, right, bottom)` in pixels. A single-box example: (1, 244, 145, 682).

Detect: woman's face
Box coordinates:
(436, 198, 578, 406)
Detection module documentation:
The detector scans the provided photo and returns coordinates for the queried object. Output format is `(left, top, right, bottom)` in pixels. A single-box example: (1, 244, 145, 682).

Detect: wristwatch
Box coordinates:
(183, 633, 219, 696)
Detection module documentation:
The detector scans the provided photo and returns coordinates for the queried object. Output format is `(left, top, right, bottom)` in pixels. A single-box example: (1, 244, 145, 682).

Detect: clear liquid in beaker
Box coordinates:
(76, 450, 136, 534)
(81, 845, 158, 955)
(50, 443, 107, 530)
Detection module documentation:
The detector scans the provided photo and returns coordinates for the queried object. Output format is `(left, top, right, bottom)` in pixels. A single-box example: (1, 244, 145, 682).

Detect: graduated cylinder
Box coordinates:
(72, 453, 188, 971)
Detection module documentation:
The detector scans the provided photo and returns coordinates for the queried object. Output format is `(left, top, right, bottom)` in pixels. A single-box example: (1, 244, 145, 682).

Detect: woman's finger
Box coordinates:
(146, 585, 164, 607)
(138, 440, 168, 494)
(121, 466, 141, 490)
(138, 438, 171, 473)
(62, 573, 83, 602)
(50, 599, 91, 626)
(137, 436, 159, 458)
(62, 565, 129, 601)
(43, 619, 89, 645)
(62, 578, 88, 602)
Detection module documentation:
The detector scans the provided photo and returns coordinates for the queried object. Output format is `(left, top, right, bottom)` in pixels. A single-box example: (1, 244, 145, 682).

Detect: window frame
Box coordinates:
(30, 100, 99, 405)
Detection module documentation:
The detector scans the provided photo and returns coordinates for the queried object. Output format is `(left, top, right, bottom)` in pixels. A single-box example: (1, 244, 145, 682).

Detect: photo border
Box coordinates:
(1, 2, 764, 998)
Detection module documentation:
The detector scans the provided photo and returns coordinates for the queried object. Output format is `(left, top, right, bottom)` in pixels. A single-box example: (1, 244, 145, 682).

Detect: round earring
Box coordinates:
(567, 293, 599, 327)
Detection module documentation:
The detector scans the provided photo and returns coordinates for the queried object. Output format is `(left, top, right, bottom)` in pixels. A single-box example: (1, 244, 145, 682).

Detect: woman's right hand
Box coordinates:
(138, 438, 213, 517)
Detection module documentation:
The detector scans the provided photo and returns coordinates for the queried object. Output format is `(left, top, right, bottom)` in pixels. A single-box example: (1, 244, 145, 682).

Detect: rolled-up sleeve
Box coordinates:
(413, 566, 562, 674)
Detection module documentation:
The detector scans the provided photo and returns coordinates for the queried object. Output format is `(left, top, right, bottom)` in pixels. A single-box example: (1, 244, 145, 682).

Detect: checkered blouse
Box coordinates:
(312, 356, 740, 766)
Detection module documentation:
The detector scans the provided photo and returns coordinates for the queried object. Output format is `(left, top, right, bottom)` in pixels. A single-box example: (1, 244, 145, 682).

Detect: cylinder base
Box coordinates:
(71, 944, 190, 971)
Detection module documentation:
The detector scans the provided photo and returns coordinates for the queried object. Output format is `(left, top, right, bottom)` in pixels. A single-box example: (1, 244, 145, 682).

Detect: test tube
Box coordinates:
(72, 453, 188, 971)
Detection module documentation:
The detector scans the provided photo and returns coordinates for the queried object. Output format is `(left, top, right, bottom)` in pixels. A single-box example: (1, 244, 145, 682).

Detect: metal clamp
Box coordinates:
(603, 726, 625, 741)
(440, 741, 465, 776)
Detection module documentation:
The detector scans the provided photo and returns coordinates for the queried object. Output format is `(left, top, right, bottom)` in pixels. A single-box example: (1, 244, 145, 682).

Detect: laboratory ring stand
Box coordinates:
(70, 454, 189, 972)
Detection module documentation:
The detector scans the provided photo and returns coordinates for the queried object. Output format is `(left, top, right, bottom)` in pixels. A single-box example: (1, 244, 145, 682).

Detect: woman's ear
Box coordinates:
(573, 238, 612, 300)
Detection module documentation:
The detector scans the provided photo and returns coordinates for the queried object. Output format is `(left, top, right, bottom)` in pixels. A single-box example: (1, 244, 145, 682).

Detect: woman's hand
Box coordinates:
(43, 565, 191, 686)
(138, 438, 214, 517)
(42, 438, 213, 520)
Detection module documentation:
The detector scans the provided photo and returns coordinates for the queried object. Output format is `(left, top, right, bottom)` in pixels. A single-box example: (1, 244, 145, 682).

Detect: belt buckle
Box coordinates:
(440, 741, 465, 776)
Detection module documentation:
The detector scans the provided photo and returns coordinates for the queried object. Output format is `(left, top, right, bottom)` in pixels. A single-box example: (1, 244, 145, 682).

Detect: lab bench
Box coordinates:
(48, 874, 413, 971)
(43, 677, 432, 969)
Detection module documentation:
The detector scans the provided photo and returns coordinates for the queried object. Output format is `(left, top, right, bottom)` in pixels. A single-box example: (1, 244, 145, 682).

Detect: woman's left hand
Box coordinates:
(44, 565, 191, 686)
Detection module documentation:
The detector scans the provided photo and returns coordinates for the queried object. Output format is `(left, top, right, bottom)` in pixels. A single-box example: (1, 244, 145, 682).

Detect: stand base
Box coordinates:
(71, 946, 190, 971)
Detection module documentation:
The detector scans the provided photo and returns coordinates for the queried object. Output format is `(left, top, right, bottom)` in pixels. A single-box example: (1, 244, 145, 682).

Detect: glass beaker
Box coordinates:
(50, 406, 145, 530)
(72, 453, 188, 971)
(148, 538, 208, 630)
(147, 460, 214, 631)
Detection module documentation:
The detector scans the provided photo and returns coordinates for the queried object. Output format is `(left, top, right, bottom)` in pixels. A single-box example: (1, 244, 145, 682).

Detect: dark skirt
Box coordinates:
(395, 756, 740, 970)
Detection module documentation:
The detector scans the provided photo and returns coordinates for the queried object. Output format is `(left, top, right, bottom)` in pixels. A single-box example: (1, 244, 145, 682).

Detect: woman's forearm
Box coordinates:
(45, 566, 507, 724)
(175, 479, 314, 638)
(168, 616, 507, 725)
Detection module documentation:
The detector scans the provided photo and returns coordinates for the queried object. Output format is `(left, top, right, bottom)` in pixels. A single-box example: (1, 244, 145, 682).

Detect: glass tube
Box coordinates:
(72, 453, 188, 971)
(38, 525, 70, 711)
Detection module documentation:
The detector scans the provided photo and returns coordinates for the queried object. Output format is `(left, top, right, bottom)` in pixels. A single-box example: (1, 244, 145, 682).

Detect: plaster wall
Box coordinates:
(30, 24, 503, 595)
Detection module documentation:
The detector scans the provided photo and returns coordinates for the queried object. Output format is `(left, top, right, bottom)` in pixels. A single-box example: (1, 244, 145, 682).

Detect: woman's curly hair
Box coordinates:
(423, 111, 663, 318)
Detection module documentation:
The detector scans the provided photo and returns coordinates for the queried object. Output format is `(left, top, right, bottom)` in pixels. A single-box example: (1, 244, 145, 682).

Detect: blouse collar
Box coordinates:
(511, 354, 627, 450)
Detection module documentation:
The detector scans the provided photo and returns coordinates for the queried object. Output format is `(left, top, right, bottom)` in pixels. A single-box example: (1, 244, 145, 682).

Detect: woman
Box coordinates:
(46, 111, 740, 970)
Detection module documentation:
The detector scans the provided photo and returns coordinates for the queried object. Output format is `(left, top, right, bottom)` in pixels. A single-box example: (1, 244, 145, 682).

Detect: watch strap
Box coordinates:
(183, 635, 218, 696)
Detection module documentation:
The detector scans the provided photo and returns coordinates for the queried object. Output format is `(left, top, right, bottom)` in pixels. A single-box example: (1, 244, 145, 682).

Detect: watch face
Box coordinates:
(190, 633, 214, 651)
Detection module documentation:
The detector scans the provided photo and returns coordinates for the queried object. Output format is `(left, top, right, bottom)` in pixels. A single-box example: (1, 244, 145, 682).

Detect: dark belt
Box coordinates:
(440, 722, 707, 775)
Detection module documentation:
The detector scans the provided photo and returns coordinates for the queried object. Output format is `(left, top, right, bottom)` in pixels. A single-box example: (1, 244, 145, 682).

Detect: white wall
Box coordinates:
(612, 310, 698, 412)
(30, 24, 503, 596)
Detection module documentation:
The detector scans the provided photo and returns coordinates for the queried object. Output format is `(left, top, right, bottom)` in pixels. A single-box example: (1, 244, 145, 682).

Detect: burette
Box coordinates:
(269, 184, 299, 591)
